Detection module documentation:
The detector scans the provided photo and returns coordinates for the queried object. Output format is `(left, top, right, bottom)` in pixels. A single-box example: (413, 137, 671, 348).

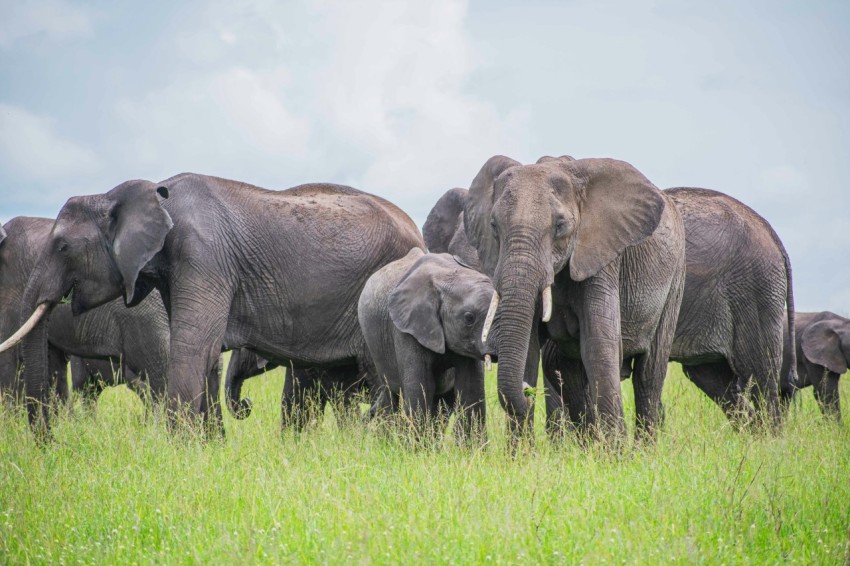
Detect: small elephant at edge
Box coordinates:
(781, 311, 849, 422)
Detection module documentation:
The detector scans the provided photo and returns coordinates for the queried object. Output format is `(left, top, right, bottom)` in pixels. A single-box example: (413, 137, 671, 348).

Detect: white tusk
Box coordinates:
(541, 285, 552, 322)
(484, 354, 492, 371)
(0, 303, 50, 353)
(481, 291, 500, 344)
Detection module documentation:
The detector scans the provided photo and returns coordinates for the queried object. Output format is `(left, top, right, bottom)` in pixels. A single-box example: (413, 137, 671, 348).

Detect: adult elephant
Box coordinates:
(545, 188, 796, 430)
(463, 155, 686, 440)
(664, 188, 795, 427)
(0, 216, 170, 406)
(781, 311, 849, 421)
(225, 348, 366, 429)
(1, 175, 423, 436)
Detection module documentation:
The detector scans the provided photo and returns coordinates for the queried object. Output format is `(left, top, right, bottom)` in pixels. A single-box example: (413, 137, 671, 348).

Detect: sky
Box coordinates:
(0, 0, 848, 312)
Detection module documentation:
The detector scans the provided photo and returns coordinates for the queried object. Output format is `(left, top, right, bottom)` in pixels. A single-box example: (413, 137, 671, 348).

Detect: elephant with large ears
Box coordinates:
(1, 174, 423, 437)
(464, 155, 686, 441)
(0, 216, 170, 408)
(358, 248, 500, 439)
(781, 311, 849, 421)
(225, 348, 366, 429)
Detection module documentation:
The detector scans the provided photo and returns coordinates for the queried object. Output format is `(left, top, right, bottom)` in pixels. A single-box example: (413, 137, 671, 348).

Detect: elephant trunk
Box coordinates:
(19, 272, 61, 436)
(224, 350, 253, 419)
(494, 238, 546, 432)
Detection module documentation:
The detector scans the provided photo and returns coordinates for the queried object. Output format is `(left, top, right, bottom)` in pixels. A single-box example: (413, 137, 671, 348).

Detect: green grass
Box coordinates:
(1, 360, 848, 564)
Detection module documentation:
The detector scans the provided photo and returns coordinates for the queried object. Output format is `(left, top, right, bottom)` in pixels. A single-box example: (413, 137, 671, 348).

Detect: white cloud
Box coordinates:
(0, 0, 93, 47)
(0, 103, 101, 183)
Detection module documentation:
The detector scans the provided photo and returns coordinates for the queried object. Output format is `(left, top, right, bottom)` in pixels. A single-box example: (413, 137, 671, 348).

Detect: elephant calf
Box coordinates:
(358, 248, 499, 436)
(781, 311, 849, 421)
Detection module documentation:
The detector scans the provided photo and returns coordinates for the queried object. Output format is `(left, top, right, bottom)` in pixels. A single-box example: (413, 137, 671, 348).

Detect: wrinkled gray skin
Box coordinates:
(225, 348, 366, 428)
(13, 174, 423, 436)
(422, 188, 481, 270)
(545, 187, 796, 431)
(663, 188, 795, 428)
(464, 155, 686, 440)
(0, 217, 169, 406)
(781, 311, 849, 421)
(358, 248, 499, 436)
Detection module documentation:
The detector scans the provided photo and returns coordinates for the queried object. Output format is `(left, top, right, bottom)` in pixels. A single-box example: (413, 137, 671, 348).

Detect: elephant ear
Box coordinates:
(536, 155, 575, 164)
(464, 155, 521, 275)
(108, 181, 173, 305)
(801, 321, 848, 375)
(388, 259, 445, 354)
(423, 188, 467, 253)
(566, 158, 666, 282)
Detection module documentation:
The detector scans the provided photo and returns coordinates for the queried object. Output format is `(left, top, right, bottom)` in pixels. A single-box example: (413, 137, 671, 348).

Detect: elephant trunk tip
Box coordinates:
(228, 397, 253, 419)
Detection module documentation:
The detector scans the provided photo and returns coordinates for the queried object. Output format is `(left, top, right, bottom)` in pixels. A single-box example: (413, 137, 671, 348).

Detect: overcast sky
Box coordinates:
(0, 0, 847, 312)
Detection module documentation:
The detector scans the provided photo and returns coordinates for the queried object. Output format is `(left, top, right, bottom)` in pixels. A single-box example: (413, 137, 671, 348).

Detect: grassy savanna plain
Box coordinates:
(0, 357, 848, 564)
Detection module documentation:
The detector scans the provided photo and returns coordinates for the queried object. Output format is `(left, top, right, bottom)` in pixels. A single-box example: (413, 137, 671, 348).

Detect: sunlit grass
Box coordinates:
(0, 358, 847, 563)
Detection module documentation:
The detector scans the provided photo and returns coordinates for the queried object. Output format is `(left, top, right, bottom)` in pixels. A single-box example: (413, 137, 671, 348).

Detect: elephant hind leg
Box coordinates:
(281, 367, 326, 432)
(683, 361, 752, 427)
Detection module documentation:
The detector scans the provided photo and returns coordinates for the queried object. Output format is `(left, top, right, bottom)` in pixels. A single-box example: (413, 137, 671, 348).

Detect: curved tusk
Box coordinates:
(0, 303, 50, 353)
(484, 354, 492, 371)
(541, 285, 552, 322)
(481, 291, 500, 344)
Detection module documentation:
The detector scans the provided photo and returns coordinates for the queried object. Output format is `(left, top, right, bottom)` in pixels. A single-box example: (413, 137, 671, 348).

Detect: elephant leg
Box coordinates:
(632, 280, 680, 441)
(198, 356, 224, 439)
(452, 359, 486, 443)
(542, 342, 588, 440)
(578, 275, 625, 441)
(738, 357, 782, 431)
(281, 367, 324, 432)
(683, 362, 752, 426)
(49, 346, 69, 404)
(811, 368, 842, 423)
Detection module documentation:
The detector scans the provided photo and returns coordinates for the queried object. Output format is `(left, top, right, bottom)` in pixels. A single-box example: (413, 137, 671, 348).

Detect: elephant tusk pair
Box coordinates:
(481, 291, 500, 344)
(0, 303, 50, 353)
(541, 285, 552, 323)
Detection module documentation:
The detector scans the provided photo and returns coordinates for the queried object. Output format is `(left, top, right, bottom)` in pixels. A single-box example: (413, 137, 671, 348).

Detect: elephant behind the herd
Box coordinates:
(0, 216, 171, 406)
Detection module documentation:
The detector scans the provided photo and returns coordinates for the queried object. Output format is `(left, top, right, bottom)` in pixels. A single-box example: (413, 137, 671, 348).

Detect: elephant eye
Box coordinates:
(554, 218, 569, 238)
(490, 218, 497, 232)
(463, 312, 476, 326)
(57, 241, 69, 253)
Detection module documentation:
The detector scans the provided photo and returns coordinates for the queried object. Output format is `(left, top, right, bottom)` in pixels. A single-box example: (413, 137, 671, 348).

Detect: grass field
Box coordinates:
(1, 360, 848, 564)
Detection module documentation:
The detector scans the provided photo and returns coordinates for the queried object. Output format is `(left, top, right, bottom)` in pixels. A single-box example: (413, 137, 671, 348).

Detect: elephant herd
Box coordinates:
(0, 156, 846, 444)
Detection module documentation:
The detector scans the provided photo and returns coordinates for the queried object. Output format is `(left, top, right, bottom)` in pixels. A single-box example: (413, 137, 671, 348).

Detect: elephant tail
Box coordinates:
(770, 223, 798, 390)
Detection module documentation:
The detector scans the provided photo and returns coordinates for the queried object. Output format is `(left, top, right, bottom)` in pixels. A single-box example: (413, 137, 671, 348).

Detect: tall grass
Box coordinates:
(1, 360, 847, 563)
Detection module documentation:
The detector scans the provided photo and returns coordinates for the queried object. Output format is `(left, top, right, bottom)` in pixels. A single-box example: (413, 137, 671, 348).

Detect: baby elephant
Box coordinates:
(358, 248, 499, 436)
(781, 311, 849, 421)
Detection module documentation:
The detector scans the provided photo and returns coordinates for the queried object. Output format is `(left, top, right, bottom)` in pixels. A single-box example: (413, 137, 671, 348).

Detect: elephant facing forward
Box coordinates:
(358, 248, 500, 438)
(462, 155, 686, 441)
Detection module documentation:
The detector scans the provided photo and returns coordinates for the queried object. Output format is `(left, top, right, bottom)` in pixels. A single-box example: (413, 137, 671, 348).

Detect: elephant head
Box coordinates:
(388, 253, 499, 363)
(0, 180, 172, 431)
(464, 154, 665, 421)
(801, 318, 850, 376)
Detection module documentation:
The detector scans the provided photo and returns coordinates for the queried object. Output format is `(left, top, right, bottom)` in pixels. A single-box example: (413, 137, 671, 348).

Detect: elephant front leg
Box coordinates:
(281, 367, 325, 432)
(578, 276, 625, 442)
(165, 285, 230, 437)
(452, 359, 487, 444)
(811, 367, 842, 423)
(542, 345, 589, 441)
(394, 333, 436, 432)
